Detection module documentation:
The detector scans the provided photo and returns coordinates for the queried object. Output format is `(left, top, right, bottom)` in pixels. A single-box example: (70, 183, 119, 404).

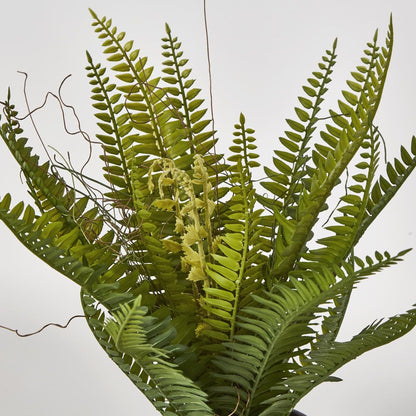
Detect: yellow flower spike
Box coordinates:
(182, 245, 202, 267)
(195, 198, 205, 208)
(206, 181, 212, 194)
(211, 235, 221, 253)
(199, 227, 208, 239)
(160, 177, 174, 186)
(180, 203, 193, 217)
(162, 239, 182, 253)
(195, 322, 210, 338)
(182, 224, 201, 245)
(174, 217, 185, 234)
(152, 199, 176, 211)
(207, 200, 216, 216)
(180, 257, 190, 272)
(187, 265, 207, 282)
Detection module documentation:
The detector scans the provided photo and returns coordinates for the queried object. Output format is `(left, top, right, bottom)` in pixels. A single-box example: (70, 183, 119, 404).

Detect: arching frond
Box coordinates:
(198, 114, 271, 345)
(261, 306, 416, 416)
(0, 96, 103, 242)
(0, 194, 133, 308)
(208, 248, 410, 415)
(260, 39, 337, 215)
(357, 135, 416, 243)
(267, 19, 393, 282)
(86, 52, 134, 200)
(161, 24, 217, 160)
(102, 293, 214, 415)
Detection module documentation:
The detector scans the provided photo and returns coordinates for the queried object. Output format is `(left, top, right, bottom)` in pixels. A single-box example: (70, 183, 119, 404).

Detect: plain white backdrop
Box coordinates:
(0, 1, 416, 415)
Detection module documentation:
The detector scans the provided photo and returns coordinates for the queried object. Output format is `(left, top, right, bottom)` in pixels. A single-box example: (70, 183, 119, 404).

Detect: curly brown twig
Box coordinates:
(203, 0, 215, 147)
(17, 71, 53, 163)
(14, 72, 100, 172)
(213, 386, 251, 416)
(0, 314, 85, 337)
(228, 388, 241, 416)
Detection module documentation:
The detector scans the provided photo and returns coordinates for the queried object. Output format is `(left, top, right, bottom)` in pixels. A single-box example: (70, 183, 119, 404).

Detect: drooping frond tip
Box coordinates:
(389, 13, 394, 37)
(88, 8, 97, 19)
(85, 50, 92, 62)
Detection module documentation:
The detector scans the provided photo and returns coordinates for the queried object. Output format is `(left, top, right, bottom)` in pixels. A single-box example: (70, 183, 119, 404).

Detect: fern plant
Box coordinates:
(1, 10, 415, 415)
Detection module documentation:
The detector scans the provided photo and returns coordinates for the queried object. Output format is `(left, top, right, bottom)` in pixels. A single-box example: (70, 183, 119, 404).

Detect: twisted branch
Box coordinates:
(0, 314, 85, 337)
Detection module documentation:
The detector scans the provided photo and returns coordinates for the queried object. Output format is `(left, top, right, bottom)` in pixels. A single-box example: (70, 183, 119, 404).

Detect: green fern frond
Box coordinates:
(101, 292, 214, 415)
(357, 135, 416, 243)
(0, 98, 88, 235)
(315, 248, 411, 345)
(85, 52, 134, 199)
(0, 194, 132, 308)
(270, 22, 393, 281)
(161, 24, 215, 158)
(89, 9, 169, 159)
(81, 290, 206, 415)
(303, 125, 381, 267)
(209, 248, 408, 415)
(199, 114, 271, 343)
(260, 39, 337, 214)
(262, 305, 416, 416)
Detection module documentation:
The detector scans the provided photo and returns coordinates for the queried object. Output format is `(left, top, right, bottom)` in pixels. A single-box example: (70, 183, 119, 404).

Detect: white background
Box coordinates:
(0, 1, 415, 415)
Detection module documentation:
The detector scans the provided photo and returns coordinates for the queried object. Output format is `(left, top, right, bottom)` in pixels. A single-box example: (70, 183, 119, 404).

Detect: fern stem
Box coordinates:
(203, 179, 213, 253)
(229, 166, 250, 341)
(165, 27, 195, 150)
(86, 53, 133, 197)
(94, 16, 167, 158)
(283, 40, 337, 218)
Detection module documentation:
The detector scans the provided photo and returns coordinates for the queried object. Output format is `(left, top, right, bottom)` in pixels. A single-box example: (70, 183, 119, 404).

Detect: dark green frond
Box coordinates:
(86, 52, 134, 200)
(209, 248, 407, 415)
(260, 39, 337, 214)
(0, 99, 92, 239)
(100, 292, 214, 415)
(357, 135, 416, 243)
(0, 194, 131, 309)
(199, 115, 271, 344)
(303, 125, 381, 267)
(161, 25, 215, 158)
(270, 22, 393, 281)
(262, 306, 416, 416)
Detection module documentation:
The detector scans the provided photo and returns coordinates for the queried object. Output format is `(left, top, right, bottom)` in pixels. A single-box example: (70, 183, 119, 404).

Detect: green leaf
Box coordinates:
(211, 254, 240, 271)
(206, 268, 236, 291)
(286, 119, 305, 132)
(204, 287, 235, 301)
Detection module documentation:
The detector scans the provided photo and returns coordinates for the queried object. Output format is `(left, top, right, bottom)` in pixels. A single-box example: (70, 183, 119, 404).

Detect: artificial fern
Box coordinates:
(1, 9, 416, 416)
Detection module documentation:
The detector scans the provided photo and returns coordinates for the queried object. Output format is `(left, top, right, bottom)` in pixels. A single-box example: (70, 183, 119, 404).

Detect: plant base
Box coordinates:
(291, 411, 307, 416)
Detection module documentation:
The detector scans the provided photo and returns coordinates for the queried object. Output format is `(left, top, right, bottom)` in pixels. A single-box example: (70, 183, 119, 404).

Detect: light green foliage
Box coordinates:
(1, 10, 416, 416)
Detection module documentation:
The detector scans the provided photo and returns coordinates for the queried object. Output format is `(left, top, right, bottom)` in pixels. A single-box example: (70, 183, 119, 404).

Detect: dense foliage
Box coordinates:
(1, 10, 415, 416)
